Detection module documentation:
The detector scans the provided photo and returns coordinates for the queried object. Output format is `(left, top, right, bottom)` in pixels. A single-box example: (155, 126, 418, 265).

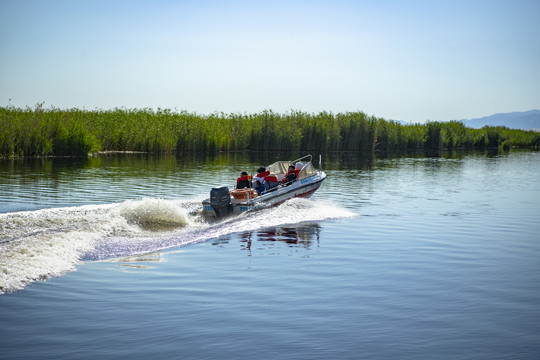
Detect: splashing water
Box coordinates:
(0, 197, 355, 294)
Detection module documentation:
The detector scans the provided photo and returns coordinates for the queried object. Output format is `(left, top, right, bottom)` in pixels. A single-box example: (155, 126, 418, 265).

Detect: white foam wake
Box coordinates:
(0, 198, 193, 294)
(0, 197, 355, 294)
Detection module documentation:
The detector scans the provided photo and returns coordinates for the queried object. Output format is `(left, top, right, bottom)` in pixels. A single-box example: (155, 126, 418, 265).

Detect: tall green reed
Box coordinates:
(1, 106, 538, 157)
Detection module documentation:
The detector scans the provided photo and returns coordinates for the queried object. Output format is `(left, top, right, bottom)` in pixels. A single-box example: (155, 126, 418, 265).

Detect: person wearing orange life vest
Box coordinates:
(295, 162, 303, 175)
(253, 167, 278, 190)
(281, 165, 298, 185)
(236, 171, 251, 189)
(252, 167, 268, 187)
(264, 173, 278, 190)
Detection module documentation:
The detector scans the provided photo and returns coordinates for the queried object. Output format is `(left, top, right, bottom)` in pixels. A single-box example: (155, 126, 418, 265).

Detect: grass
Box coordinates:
(1, 105, 538, 157)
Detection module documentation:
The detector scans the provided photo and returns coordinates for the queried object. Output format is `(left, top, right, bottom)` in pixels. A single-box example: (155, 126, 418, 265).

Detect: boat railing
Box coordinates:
(291, 154, 312, 164)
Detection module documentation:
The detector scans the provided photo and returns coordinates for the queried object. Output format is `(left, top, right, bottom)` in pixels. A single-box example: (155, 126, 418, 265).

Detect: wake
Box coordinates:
(0, 197, 354, 294)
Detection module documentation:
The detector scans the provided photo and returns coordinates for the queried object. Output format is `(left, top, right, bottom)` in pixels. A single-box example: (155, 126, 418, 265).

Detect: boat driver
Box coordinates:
(281, 165, 298, 185)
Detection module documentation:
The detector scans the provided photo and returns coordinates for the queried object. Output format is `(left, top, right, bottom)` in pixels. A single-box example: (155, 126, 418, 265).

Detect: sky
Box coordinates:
(1, 0, 539, 123)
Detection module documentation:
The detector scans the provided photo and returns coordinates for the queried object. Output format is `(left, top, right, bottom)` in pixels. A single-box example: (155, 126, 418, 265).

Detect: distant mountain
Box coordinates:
(460, 110, 540, 130)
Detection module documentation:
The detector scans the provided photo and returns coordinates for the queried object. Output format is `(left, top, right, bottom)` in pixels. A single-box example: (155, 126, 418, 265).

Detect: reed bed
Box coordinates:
(1, 106, 538, 156)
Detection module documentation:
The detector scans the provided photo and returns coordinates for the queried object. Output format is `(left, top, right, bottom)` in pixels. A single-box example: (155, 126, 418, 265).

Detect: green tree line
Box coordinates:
(1, 105, 538, 156)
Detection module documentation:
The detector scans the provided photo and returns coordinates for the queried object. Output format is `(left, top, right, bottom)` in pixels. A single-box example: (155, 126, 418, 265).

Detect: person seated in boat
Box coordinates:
(254, 180, 266, 195)
(264, 173, 279, 190)
(280, 165, 298, 185)
(252, 167, 269, 188)
(295, 162, 303, 175)
(236, 171, 251, 189)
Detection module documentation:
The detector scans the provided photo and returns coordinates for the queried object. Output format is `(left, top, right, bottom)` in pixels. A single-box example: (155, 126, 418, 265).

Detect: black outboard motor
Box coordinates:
(210, 186, 232, 217)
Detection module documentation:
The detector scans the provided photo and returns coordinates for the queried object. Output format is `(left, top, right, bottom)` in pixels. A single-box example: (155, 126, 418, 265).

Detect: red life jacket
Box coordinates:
(286, 169, 298, 177)
(264, 174, 278, 183)
(237, 175, 250, 185)
(282, 169, 298, 184)
(236, 175, 251, 189)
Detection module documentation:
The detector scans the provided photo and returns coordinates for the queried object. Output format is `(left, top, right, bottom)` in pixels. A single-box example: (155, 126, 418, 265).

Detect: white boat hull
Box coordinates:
(202, 170, 326, 217)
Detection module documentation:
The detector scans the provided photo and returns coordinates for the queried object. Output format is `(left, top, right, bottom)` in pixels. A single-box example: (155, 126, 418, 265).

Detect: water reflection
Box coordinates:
(233, 224, 321, 255)
(0, 149, 521, 215)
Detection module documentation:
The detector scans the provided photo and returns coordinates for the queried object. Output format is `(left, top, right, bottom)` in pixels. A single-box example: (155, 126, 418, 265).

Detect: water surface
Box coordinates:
(1, 151, 539, 359)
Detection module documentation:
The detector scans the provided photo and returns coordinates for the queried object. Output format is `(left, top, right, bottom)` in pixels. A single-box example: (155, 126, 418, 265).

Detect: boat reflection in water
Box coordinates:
(211, 223, 322, 255)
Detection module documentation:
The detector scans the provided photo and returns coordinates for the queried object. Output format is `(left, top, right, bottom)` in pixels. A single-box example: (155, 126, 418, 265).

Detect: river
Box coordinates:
(1, 151, 539, 359)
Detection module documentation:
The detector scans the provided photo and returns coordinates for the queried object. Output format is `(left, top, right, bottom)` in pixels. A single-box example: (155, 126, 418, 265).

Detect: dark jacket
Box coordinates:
(282, 169, 297, 184)
(236, 175, 251, 189)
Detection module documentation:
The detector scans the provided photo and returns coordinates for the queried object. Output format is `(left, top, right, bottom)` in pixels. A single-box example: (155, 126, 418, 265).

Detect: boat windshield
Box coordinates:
(298, 162, 316, 179)
(267, 161, 291, 176)
(266, 155, 318, 180)
(266, 161, 317, 179)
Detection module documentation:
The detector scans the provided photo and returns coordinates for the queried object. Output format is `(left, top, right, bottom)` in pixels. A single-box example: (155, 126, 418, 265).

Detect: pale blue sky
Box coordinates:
(1, 0, 539, 122)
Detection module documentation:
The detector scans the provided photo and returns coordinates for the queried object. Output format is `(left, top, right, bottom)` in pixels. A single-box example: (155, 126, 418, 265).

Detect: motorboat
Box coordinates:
(202, 155, 326, 217)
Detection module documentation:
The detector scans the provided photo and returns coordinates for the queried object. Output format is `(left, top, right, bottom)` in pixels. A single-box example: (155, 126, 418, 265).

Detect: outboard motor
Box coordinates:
(210, 186, 232, 217)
